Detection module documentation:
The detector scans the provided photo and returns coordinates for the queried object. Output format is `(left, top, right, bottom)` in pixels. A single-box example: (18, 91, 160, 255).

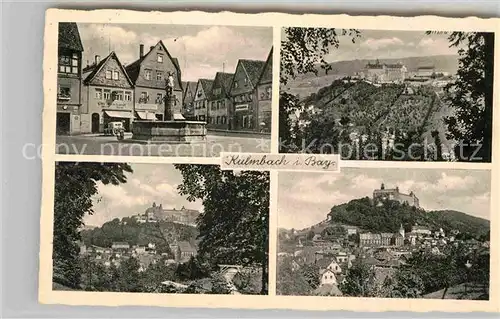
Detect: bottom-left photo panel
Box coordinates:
(51, 161, 270, 295)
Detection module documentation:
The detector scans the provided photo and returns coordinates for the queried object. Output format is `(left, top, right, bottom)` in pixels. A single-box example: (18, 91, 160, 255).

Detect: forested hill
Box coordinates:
(327, 197, 489, 237)
(80, 216, 198, 250)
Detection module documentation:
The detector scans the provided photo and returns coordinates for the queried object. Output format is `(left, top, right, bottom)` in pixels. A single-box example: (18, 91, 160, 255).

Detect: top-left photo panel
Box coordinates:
(55, 22, 273, 157)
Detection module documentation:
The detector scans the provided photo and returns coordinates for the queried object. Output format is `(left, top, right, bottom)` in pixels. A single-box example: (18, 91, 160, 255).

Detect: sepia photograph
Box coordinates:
(279, 28, 494, 162)
(51, 162, 269, 294)
(55, 22, 272, 157)
(277, 168, 491, 300)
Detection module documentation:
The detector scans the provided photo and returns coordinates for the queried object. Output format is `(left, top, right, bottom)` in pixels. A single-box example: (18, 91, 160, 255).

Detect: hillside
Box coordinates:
(325, 197, 489, 237)
(80, 216, 198, 252)
(285, 55, 458, 97)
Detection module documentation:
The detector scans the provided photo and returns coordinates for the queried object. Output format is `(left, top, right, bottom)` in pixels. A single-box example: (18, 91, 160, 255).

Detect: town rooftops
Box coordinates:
(218, 72, 235, 92)
(418, 65, 435, 69)
(257, 47, 273, 85)
(239, 59, 266, 88)
(125, 40, 182, 90)
(82, 51, 134, 86)
(198, 78, 214, 99)
(316, 258, 335, 269)
(58, 22, 84, 52)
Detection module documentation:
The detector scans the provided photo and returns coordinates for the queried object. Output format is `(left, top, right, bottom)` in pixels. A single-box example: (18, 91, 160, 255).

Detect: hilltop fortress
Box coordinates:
(373, 183, 420, 208)
(133, 202, 200, 227)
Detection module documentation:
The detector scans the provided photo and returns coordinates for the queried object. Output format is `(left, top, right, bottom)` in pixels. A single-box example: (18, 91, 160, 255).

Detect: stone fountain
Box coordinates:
(132, 80, 206, 144)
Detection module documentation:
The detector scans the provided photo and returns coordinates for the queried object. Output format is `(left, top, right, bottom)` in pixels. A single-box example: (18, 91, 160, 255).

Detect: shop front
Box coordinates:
(135, 103, 162, 121)
(103, 110, 133, 132)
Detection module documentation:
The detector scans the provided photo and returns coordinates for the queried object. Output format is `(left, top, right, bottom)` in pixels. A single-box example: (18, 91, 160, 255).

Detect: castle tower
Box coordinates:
(381, 183, 385, 190)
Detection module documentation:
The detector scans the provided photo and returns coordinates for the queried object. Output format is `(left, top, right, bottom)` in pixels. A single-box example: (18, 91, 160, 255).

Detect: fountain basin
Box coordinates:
(131, 120, 207, 144)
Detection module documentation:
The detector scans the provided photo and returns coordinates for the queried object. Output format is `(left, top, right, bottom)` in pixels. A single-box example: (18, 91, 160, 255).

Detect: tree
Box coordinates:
(389, 268, 425, 298)
(280, 28, 360, 86)
(53, 162, 132, 288)
(276, 259, 312, 296)
(428, 32, 494, 162)
(279, 28, 360, 153)
(339, 260, 379, 297)
(116, 256, 142, 292)
(174, 165, 269, 294)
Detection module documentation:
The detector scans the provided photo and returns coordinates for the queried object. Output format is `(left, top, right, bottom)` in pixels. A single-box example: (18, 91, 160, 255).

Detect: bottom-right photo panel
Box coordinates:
(276, 167, 491, 300)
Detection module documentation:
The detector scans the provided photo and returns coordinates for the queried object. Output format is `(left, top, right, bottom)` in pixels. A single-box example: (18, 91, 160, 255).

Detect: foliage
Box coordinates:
(431, 32, 494, 162)
(280, 27, 360, 86)
(339, 260, 379, 297)
(174, 164, 269, 294)
(80, 219, 196, 255)
(276, 259, 313, 296)
(327, 197, 489, 237)
(299, 263, 320, 289)
(175, 256, 210, 281)
(53, 162, 132, 288)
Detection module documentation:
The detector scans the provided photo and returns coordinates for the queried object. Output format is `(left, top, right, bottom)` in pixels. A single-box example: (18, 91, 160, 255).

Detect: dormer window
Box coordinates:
(157, 54, 163, 63)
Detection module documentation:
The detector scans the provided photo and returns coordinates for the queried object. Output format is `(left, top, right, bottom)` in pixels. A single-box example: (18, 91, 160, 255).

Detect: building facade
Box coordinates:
(193, 79, 213, 122)
(364, 60, 407, 84)
(255, 48, 273, 133)
(373, 183, 420, 208)
(207, 72, 234, 130)
(229, 59, 266, 131)
(182, 81, 197, 120)
(81, 52, 135, 133)
(417, 65, 435, 77)
(126, 41, 183, 121)
(56, 22, 84, 135)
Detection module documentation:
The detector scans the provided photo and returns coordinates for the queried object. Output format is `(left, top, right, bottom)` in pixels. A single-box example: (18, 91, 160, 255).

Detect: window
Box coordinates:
(234, 82, 239, 88)
(95, 88, 102, 100)
(157, 54, 163, 63)
(211, 101, 215, 110)
(105, 71, 112, 79)
(244, 77, 248, 84)
(156, 93, 163, 104)
(266, 86, 272, 99)
(125, 91, 131, 101)
(216, 116, 220, 124)
(103, 89, 111, 100)
(156, 71, 163, 81)
(139, 92, 148, 103)
(58, 86, 71, 99)
(112, 91, 123, 101)
(112, 71, 119, 80)
(58, 53, 79, 74)
(145, 69, 152, 80)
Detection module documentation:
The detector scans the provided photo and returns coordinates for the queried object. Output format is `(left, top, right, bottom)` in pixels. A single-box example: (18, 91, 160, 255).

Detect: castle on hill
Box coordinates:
(133, 202, 200, 227)
(373, 183, 419, 208)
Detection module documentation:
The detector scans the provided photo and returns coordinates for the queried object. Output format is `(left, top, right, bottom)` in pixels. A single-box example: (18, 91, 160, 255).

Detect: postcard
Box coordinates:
(39, 8, 499, 313)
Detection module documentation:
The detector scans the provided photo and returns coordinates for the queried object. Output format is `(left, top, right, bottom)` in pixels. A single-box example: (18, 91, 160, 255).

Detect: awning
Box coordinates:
(104, 110, 132, 119)
(136, 111, 157, 120)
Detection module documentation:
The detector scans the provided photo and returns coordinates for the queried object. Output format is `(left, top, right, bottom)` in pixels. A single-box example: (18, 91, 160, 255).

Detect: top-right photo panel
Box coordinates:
(279, 28, 494, 162)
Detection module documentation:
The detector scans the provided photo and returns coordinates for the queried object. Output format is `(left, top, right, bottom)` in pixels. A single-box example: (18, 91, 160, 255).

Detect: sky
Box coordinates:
(84, 163, 203, 227)
(281, 28, 460, 63)
(77, 23, 272, 81)
(278, 168, 491, 230)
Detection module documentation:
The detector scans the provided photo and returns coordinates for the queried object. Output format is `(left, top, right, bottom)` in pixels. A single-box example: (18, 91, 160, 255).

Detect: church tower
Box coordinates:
(399, 224, 405, 238)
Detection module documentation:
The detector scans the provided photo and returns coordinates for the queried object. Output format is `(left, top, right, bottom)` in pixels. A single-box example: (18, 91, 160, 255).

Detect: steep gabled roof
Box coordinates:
(257, 47, 273, 85)
(125, 40, 182, 88)
(58, 22, 83, 52)
(240, 59, 266, 88)
(213, 72, 234, 96)
(83, 51, 134, 87)
(198, 79, 214, 99)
